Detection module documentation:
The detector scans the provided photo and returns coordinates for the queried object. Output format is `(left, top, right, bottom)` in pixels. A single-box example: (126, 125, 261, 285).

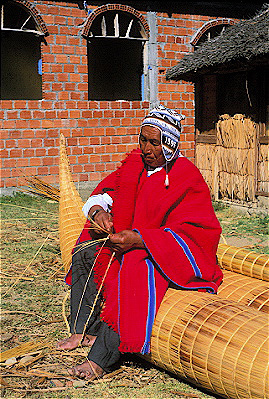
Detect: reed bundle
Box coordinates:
(219, 270, 268, 313)
(217, 243, 269, 282)
(59, 133, 86, 273)
(257, 141, 269, 193)
(22, 176, 60, 201)
(0, 340, 49, 363)
(216, 114, 255, 148)
(195, 143, 216, 193)
(147, 290, 268, 399)
(216, 114, 256, 202)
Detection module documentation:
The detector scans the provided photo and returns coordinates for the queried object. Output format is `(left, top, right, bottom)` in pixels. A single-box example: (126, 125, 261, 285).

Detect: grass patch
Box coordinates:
(1, 193, 267, 398)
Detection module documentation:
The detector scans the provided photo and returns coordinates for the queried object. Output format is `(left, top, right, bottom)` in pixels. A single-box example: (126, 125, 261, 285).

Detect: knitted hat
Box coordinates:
(141, 104, 185, 161)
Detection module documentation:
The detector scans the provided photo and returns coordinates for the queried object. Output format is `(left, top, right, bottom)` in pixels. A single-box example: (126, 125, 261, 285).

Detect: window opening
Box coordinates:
(1, 1, 44, 99)
(87, 10, 147, 101)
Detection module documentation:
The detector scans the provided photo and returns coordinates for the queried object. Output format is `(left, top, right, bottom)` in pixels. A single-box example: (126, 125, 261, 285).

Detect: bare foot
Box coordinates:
(68, 360, 105, 380)
(56, 334, 96, 351)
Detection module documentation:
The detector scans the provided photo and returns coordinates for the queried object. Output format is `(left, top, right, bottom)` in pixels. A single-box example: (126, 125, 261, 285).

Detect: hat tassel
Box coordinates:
(165, 162, 169, 188)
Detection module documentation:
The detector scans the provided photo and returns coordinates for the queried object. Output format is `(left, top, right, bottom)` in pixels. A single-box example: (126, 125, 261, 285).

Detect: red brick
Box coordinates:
(1, 168, 12, 177)
(0, 100, 13, 109)
(49, 165, 59, 175)
(23, 149, 35, 157)
(9, 131, 21, 139)
(10, 149, 22, 158)
(3, 120, 16, 129)
(42, 157, 56, 166)
(33, 110, 45, 119)
(6, 111, 18, 119)
(20, 111, 32, 119)
(72, 147, 82, 155)
(28, 101, 40, 109)
(5, 139, 16, 148)
(5, 178, 18, 187)
(17, 158, 29, 167)
(84, 164, 94, 172)
(36, 148, 47, 157)
(51, 64, 63, 73)
(37, 166, 49, 175)
(30, 158, 42, 166)
(58, 92, 69, 100)
(0, 149, 9, 158)
(42, 120, 54, 128)
(14, 100, 27, 109)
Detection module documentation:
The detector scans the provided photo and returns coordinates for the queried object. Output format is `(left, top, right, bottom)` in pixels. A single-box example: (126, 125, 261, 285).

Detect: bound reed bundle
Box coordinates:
(219, 270, 269, 313)
(59, 133, 86, 273)
(147, 289, 268, 399)
(217, 243, 269, 282)
(195, 143, 216, 194)
(216, 114, 256, 202)
(257, 141, 269, 193)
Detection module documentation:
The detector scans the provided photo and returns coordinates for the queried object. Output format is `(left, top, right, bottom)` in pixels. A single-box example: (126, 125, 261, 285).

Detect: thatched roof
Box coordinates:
(166, 5, 269, 81)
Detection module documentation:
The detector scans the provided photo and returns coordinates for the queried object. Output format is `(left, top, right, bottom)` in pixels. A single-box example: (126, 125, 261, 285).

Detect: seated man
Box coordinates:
(57, 105, 223, 380)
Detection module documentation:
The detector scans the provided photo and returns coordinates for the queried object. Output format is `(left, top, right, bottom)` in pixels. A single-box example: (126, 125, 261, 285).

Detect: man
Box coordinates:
(57, 105, 223, 380)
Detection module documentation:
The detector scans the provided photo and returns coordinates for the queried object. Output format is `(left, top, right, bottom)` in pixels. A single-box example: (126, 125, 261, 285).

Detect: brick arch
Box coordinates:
(81, 4, 150, 39)
(13, 0, 49, 36)
(190, 18, 235, 46)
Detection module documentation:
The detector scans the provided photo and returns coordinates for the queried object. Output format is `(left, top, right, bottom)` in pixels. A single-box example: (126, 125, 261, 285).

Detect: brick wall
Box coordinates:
(0, 1, 233, 194)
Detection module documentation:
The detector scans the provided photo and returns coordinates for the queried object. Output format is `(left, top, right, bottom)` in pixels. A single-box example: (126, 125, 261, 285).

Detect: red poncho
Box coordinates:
(67, 149, 223, 354)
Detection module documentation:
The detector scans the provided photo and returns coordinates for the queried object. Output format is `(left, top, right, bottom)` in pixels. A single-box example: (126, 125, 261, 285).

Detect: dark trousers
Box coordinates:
(70, 242, 121, 372)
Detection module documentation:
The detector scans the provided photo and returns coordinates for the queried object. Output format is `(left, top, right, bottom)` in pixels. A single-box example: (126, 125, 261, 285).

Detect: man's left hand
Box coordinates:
(108, 230, 144, 253)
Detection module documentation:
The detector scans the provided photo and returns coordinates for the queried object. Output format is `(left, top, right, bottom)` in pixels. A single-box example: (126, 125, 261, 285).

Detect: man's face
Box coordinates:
(139, 125, 165, 168)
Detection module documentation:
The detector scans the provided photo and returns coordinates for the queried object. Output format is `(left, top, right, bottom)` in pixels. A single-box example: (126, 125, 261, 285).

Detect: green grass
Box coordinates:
(1, 193, 267, 398)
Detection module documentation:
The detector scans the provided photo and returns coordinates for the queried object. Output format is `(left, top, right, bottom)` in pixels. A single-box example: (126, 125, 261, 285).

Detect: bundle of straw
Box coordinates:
(215, 114, 256, 202)
(147, 290, 269, 399)
(0, 340, 49, 363)
(195, 143, 216, 195)
(257, 141, 269, 193)
(59, 133, 86, 273)
(219, 270, 268, 313)
(217, 243, 269, 282)
(22, 176, 60, 201)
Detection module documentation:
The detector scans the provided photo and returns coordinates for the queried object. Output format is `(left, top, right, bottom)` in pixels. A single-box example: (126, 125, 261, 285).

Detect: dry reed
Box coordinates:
(196, 114, 263, 202)
(22, 176, 60, 201)
(195, 143, 216, 195)
(59, 133, 86, 273)
(219, 270, 269, 313)
(216, 114, 256, 202)
(257, 140, 269, 193)
(217, 243, 269, 281)
(0, 340, 50, 363)
(147, 289, 269, 399)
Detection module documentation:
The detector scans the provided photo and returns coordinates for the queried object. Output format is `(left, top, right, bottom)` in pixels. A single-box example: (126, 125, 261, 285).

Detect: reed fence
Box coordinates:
(196, 114, 269, 202)
(257, 139, 269, 194)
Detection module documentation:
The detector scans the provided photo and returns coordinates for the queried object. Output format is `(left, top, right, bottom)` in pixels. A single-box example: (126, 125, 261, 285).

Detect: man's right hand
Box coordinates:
(88, 206, 114, 235)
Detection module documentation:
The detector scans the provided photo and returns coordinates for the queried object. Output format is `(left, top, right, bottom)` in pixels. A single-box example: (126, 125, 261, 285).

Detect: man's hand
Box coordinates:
(108, 230, 145, 253)
(88, 206, 114, 235)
